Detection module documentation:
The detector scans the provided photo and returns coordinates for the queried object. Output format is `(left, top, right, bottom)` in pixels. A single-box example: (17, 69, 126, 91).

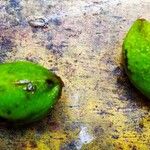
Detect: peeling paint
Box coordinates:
(76, 126, 94, 150)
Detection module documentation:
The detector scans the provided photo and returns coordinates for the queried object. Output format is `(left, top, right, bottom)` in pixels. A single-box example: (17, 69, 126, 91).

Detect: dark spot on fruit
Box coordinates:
(46, 79, 54, 87)
(6, 110, 11, 115)
(15, 104, 19, 108)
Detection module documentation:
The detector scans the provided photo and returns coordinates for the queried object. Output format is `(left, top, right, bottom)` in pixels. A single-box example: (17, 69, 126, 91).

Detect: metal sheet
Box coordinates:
(0, 0, 150, 149)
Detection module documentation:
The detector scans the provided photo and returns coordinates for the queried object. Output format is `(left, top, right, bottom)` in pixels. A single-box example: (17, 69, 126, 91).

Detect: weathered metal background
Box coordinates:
(0, 0, 150, 149)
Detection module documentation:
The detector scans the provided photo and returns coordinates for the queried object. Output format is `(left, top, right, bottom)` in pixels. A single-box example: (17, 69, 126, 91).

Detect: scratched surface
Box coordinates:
(0, 0, 150, 150)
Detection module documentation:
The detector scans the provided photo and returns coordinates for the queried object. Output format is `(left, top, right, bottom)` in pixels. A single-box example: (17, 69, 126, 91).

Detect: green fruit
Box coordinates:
(0, 61, 63, 124)
(123, 19, 150, 99)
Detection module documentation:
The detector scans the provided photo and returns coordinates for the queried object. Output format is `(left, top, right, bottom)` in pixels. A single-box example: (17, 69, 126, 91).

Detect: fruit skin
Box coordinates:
(123, 19, 150, 99)
(0, 61, 63, 124)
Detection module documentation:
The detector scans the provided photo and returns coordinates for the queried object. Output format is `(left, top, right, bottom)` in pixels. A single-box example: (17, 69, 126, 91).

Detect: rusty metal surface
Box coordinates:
(0, 0, 150, 150)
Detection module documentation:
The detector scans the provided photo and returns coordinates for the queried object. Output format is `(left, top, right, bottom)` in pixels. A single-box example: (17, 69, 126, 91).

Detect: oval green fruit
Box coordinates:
(123, 19, 150, 99)
(0, 61, 63, 124)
